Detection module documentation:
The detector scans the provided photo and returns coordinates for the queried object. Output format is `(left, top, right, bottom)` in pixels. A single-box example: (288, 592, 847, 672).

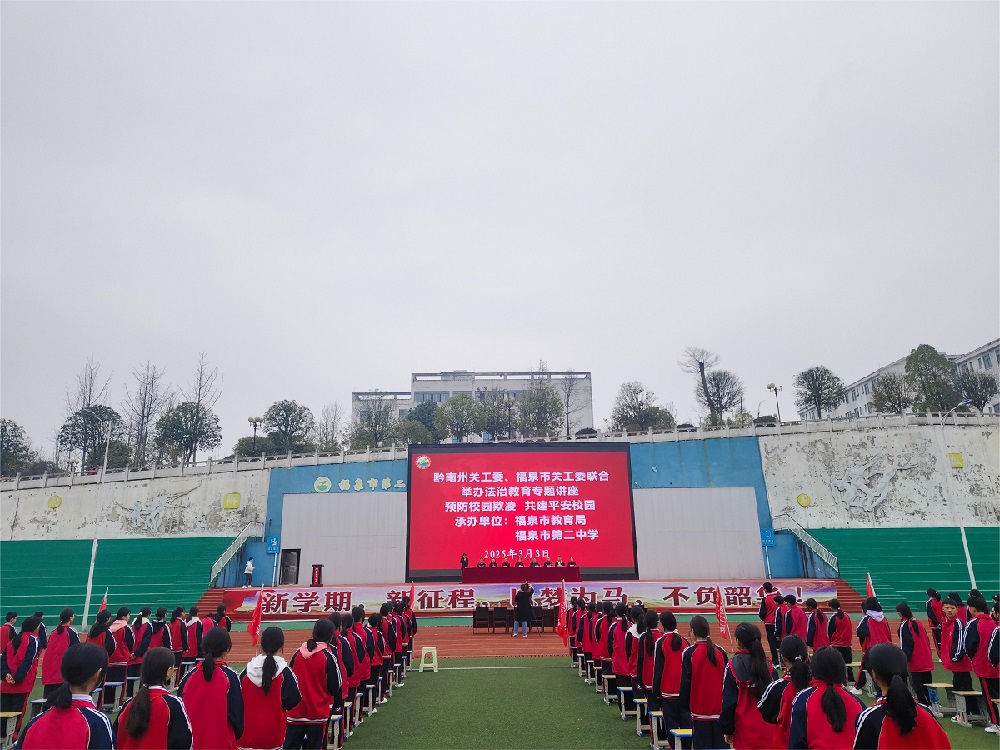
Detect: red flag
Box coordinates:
(714, 586, 731, 644)
(556, 582, 568, 647)
(99, 588, 108, 612)
(408, 583, 415, 609)
(865, 573, 876, 600)
(248, 588, 264, 648)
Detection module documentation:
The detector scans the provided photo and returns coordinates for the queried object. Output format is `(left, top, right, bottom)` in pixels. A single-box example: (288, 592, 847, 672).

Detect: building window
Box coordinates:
(984, 353, 993, 369)
(863, 383, 870, 395)
(866, 403, 873, 413)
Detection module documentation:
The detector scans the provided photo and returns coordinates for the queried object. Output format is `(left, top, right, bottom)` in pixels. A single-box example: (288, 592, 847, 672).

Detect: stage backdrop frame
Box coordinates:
(406, 442, 638, 582)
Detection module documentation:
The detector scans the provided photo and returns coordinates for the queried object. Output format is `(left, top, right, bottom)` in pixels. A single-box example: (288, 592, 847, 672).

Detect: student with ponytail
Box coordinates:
(608, 602, 631, 705)
(720, 622, 777, 748)
(1, 616, 41, 741)
(0, 614, 16, 654)
(634, 610, 662, 699)
(758, 635, 810, 750)
(804, 599, 829, 651)
(239, 627, 302, 749)
(107, 607, 134, 689)
(825, 600, 855, 688)
(147, 608, 172, 652)
(168, 608, 188, 674)
(895, 602, 934, 706)
(128, 607, 153, 696)
(963, 595, 1000, 734)
(679, 615, 728, 750)
(177, 627, 243, 749)
(114, 647, 191, 749)
(15, 642, 112, 749)
(650, 610, 689, 737)
(578, 602, 597, 684)
(286, 618, 342, 750)
(180, 607, 202, 679)
(855, 597, 891, 694)
(787, 647, 865, 749)
(854, 643, 950, 749)
(41, 609, 80, 699)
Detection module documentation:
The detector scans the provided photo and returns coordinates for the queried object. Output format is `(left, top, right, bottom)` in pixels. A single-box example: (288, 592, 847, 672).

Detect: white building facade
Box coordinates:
(352, 370, 594, 437)
(799, 339, 1000, 420)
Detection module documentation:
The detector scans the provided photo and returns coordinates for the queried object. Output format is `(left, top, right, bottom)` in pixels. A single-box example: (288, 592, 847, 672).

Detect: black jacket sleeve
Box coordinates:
(857, 616, 870, 649)
(964, 619, 981, 658)
(281, 666, 303, 711)
(37, 625, 47, 650)
(900, 621, 914, 660)
(124, 627, 136, 653)
(719, 661, 738, 735)
(165, 694, 194, 749)
(179, 622, 188, 651)
(807, 614, 816, 648)
(325, 651, 343, 700)
(759, 599, 768, 622)
(757, 679, 787, 724)
(134, 626, 152, 658)
(678, 648, 693, 715)
(648, 639, 664, 711)
(827, 614, 836, 641)
(224, 667, 244, 739)
(950, 622, 968, 662)
(788, 689, 810, 750)
(68, 629, 81, 648)
(989, 626, 999, 669)
(339, 637, 354, 676)
(11, 638, 38, 683)
(926, 600, 940, 628)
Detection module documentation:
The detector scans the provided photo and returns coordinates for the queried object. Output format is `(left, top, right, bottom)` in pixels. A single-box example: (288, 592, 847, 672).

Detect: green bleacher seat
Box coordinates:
(0, 537, 234, 617)
(809, 527, 1000, 607)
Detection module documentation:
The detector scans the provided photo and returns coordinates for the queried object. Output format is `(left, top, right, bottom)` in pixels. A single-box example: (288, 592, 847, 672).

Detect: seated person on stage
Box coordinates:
(530, 559, 540, 568)
(555, 556, 565, 567)
(501, 559, 511, 568)
(543, 557, 553, 567)
(489, 558, 498, 568)
(568, 557, 578, 567)
(477, 558, 487, 568)
(515, 556, 525, 567)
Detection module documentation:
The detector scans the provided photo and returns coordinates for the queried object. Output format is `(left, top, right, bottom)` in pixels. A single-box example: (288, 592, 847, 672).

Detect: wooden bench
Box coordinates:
(99, 681, 125, 713)
(669, 728, 692, 750)
(647, 710, 670, 748)
(953, 690, 988, 726)
(326, 713, 342, 749)
(594, 664, 603, 693)
(619, 686, 636, 719)
(601, 672, 615, 704)
(633, 697, 649, 736)
(925, 682, 954, 716)
(28, 700, 47, 719)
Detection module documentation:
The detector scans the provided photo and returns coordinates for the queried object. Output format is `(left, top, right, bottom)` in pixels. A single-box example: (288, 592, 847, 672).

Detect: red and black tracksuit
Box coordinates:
(898, 616, 934, 704)
(108, 620, 135, 688)
(128, 620, 153, 697)
(577, 612, 596, 680)
(239, 656, 302, 749)
(942, 614, 974, 691)
(784, 605, 808, 641)
(596, 616, 617, 698)
(964, 612, 1000, 726)
(286, 642, 342, 750)
(827, 610, 855, 683)
(926, 597, 945, 656)
(854, 698, 950, 748)
(787, 679, 865, 749)
(634, 626, 662, 697)
(679, 640, 729, 750)
(177, 659, 243, 750)
(0, 623, 15, 654)
(719, 649, 777, 749)
(759, 595, 781, 663)
(15, 695, 113, 749)
(650, 631, 689, 737)
(114, 686, 192, 749)
(1, 634, 40, 739)
(855, 613, 891, 692)
(806, 609, 829, 651)
(609, 619, 634, 711)
(757, 673, 795, 750)
(168, 617, 188, 670)
(41, 625, 80, 698)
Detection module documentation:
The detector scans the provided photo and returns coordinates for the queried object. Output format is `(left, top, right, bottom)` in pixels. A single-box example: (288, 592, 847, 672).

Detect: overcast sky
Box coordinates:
(2, 1, 997, 458)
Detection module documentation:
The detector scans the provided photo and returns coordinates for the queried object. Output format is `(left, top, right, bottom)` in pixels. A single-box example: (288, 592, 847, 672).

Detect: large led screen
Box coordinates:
(407, 443, 637, 581)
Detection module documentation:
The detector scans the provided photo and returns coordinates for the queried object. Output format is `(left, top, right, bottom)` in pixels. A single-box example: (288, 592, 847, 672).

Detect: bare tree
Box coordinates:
(680, 347, 721, 425)
(557, 370, 586, 438)
(348, 391, 399, 449)
(871, 372, 913, 415)
(180, 353, 221, 462)
(122, 361, 171, 467)
(63, 357, 112, 469)
(956, 369, 999, 413)
(314, 402, 346, 452)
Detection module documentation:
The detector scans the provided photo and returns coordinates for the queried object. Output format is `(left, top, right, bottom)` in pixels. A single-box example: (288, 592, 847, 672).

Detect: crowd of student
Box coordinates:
(0, 597, 419, 749)
(565, 584, 1000, 749)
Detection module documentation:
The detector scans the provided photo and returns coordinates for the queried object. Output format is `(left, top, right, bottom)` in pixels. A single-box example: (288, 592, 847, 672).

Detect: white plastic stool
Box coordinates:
(418, 646, 438, 673)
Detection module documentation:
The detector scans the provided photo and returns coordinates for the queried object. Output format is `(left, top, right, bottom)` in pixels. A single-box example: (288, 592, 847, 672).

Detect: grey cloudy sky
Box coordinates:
(2, 1, 997, 456)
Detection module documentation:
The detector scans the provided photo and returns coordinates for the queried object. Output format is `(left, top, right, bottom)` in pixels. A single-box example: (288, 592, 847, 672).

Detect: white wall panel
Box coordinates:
(281, 492, 407, 584)
(634, 488, 763, 579)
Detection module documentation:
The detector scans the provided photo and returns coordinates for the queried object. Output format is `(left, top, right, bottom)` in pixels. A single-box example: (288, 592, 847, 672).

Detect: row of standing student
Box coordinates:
(13, 597, 419, 749)
(566, 597, 960, 749)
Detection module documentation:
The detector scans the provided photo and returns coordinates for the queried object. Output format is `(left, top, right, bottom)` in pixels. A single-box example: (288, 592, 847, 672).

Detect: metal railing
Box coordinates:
(2, 412, 995, 491)
(209, 521, 264, 583)
(772, 513, 839, 574)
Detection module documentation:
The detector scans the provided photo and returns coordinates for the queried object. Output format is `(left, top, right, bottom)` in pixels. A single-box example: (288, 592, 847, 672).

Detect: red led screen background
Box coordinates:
(406, 443, 637, 581)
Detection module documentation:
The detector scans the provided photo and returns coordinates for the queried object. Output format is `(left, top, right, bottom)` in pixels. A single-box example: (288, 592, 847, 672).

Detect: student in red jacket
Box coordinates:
(895, 602, 934, 706)
(608, 603, 633, 710)
(856, 597, 891, 693)
(774, 596, 790, 644)
(940, 595, 974, 692)
(87, 611, 114, 658)
(680, 615, 729, 750)
(366, 613, 386, 705)
(784, 595, 808, 641)
(1, 616, 41, 741)
(805, 599, 829, 652)
(114, 647, 192, 749)
(181, 608, 202, 679)
(568, 597, 579, 664)
(595, 601, 616, 697)
(147, 609, 171, 652)
(239, 627, 302, 749)
(0, 614, 16, 654)
(287, 618, 342, 750)
(758, 634, 810, 750)
(213, 605, 232, 632)
(635, 610, 662, 699)
(168, 608, 187, 676)
(963, 595, 1000, 734)
(650, 611, 689, 737)
(129, 608, 153, 696)
(759, 583, 781, 664)
(578, 602, 596, 684)
(351, 606, 375, 714)
(339, 614, 364, 733)
(825, 600, 854, 688)
(177, 627, 243, 749)
(107, 607, 134, 691)
(854, 643, 951, 749)
(788, 647, 865, 749)
(720, 622, 777, 749)
(15, 641, 112, 749)
(926, 588, 944, 657)
(42, 609, 80, 699)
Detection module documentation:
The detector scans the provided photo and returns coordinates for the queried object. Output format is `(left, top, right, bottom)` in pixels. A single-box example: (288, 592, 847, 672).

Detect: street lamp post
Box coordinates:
(248, 417, 263, 453)
(80, 407, 113, 628)
(505, 397, 515, 441)
(766, 383, 783, 423)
